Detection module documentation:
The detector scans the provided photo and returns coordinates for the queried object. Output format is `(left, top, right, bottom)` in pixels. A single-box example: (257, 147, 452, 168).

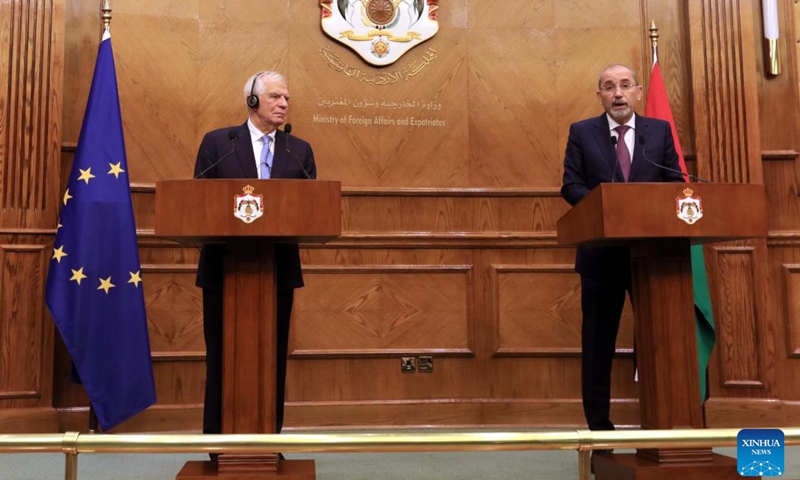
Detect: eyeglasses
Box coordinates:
(599, 83, 638, 93)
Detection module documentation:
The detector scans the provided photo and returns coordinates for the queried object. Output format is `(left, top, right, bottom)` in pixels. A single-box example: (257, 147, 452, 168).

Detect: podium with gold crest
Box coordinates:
(557, 183, 767, 480)
(155, 179, 341, 480)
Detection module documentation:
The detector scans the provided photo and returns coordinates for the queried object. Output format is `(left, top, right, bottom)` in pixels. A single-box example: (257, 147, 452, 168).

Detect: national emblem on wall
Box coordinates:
(320, 0, 440, 66)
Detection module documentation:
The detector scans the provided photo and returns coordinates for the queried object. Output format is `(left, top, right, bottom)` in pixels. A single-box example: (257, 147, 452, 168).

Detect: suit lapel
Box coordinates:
(234, 123, 258, 178)
(629, 115, 647, 181)
(591, 114, 618, 181)
(270, 130, 289, 178)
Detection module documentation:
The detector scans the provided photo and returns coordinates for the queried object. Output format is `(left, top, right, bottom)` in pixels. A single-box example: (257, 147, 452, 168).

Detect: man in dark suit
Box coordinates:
(194, 71, 316, 437)
(561, 64, 684, 432)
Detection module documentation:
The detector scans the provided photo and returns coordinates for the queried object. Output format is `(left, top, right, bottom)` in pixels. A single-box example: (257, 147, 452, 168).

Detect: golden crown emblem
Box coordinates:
(683, 188, 694, 197)
(241, 185, 255, 195)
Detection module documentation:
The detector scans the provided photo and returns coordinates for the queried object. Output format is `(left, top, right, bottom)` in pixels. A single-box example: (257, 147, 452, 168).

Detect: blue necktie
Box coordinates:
(259, 135, 272, 179)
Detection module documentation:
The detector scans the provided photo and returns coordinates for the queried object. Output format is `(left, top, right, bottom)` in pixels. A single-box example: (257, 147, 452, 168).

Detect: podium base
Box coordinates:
(592, 453, 739, 480)
(176, 460, 315, 480)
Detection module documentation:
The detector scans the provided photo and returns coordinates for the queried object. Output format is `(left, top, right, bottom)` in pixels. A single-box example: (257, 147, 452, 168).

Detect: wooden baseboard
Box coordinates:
(0, 407, 59, 433)
(56, 404, 203, 433)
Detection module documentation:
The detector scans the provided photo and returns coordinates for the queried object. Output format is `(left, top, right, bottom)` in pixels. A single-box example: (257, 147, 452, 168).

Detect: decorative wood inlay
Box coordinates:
(293, 265, 472, 357)
(140, 264, 204, 355)
(490, 264, 633, 357)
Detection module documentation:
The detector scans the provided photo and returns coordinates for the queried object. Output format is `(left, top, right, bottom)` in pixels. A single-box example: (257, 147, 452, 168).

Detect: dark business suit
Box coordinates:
(194, 121, 316, 435)
(561, 113, 684, 430)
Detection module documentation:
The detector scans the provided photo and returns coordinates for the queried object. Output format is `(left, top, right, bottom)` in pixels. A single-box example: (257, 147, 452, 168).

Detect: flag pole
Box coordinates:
(89, 405, 99, 433)
(84, 0, 111, 436)
(649, 20, 658, 66)
(102, 0, 111, 34)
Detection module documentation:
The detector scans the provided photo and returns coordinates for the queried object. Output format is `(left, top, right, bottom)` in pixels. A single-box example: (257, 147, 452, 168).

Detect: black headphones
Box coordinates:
(246, 72, 264, 109)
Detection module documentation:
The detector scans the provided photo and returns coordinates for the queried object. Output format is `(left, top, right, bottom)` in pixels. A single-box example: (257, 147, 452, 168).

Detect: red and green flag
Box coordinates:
(645, 59, 716, 401)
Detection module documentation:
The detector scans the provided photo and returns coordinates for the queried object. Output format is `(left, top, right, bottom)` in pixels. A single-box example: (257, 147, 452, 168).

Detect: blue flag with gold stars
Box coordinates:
(45, 31, 156, 431)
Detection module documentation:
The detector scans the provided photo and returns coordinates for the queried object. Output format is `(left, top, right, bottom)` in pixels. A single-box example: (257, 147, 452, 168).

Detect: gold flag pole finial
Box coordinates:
(102, 0, 112, 34)
(649, 20, 659, 64)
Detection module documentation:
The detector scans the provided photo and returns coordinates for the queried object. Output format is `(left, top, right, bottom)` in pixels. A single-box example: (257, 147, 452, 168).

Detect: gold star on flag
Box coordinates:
(57, 222, 63, 230)
(98, 276, 115, 294)
(63, 189, 72, 205)
(52, 246, 68, 263)
(78, 167, 96, 184)
(70, 267, 87, 285)
(108, 162, 125, 179)
(128, 271, 142, 288)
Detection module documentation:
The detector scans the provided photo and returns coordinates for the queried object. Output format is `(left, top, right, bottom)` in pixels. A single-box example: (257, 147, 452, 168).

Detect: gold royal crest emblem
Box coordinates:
(676, 187, 703, 225)
(233, 185, 264, 224)
(320, 0, 440, 66)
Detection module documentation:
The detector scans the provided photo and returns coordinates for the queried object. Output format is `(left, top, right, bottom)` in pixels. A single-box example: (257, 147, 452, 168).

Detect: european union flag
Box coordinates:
(45, 31, 156, 431)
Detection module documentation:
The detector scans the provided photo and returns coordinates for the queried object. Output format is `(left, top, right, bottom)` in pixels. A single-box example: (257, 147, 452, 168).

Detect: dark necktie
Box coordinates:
(615, 125, 631, 181)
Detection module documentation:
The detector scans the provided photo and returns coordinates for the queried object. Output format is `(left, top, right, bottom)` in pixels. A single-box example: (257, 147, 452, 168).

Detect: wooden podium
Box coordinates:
(557, 183, 767, 480)
(155, 179, 342, 479)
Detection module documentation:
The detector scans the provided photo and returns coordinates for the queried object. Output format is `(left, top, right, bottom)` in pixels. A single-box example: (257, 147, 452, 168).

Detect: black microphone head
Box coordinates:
(611, 136, 617, 146)
(638, 135, 645, 145)
(228, 130, 237, 140)
(284, 123, 292, 135)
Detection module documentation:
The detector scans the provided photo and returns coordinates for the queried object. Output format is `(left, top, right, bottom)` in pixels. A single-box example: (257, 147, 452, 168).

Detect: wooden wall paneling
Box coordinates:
(142, 265, 204, 356)
(491, 264, 587, 357)
(687, 0, 763, 184)
(289, 250, 476, 405)
(0, 0, 64, 230)
(485, 260, 639, 428)
(37, 0, 800, 434)
(709, 246, 766, 390)
(111, 0, 203, 183)
(782, 264, 800, 358)
(292, 1, 471, 187)
(467, 2, 559, 188)
(338, 190, 569, 241)
(0, 244, 53, 405)
(686, 0, 779, 419)
(0, 0, 64, 433)
(62, 0, 98, 143)
(293, 265, 472, 357)
(765, 158, 800, 406)
(756, 0, 800, 156)
(0, 240, 58, 430)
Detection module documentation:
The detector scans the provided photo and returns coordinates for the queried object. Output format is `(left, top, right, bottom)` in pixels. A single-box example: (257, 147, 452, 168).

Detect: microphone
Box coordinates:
(609, 135, 620, 183)
(283, 123, 315, 179)
(194, 130, 238, 179)
(637, 135, 709, 183)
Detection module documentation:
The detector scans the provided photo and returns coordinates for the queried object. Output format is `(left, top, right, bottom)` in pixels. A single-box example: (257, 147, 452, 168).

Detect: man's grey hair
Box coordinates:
(242, 71, 286, 102)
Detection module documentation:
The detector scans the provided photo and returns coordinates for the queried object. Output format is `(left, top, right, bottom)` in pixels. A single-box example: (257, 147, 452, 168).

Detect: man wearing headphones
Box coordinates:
(194, 71, 317, 440)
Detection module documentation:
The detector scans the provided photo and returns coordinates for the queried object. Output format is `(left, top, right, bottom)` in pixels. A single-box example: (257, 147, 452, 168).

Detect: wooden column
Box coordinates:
(686, 0, 776, 413)
(0, 0, 65, 432)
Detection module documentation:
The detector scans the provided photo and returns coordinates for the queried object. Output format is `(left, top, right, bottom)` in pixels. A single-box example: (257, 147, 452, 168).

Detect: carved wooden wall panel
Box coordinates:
(0, 244, 50, 405)
(712, 247, 765, 388)
(490, 265, 633, 356)
(782, 264, 800, 358)
(0, 0, 64, 432)
(688, 0, 763, 184)
(294, 266, 471, 356)
(0, 0, 64, 229)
